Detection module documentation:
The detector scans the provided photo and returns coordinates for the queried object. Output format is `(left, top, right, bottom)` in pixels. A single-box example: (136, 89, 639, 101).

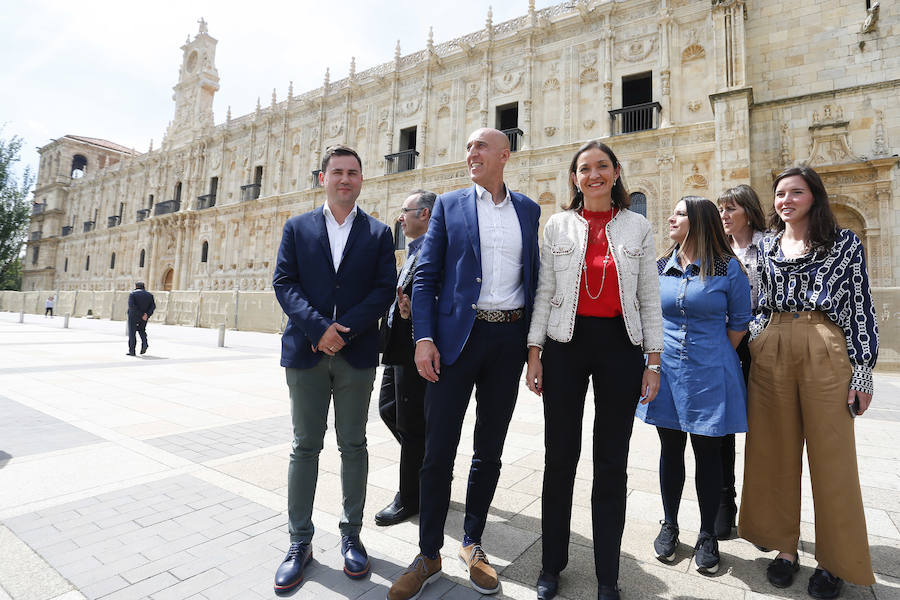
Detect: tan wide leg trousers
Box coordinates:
(738, 311, 874, 586)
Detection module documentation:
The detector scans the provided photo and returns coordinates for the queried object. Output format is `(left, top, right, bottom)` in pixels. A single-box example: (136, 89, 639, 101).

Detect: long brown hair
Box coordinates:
(661, 196, 738, 280)
(769, 166, 837, 253)
(564, 140, 629, 211)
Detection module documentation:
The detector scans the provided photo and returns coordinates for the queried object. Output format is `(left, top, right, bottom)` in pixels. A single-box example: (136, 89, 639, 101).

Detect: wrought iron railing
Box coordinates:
(501, 128, 524, 152)
(608, 102, 662, 135)
(136, 209, 150, 222)
(196, 194, 217, 210)
(32, 203, 46, 216)
(61, 225, 73, 236)
(83, 221, 95, 233)
(154, 200, 181, 216)
(241, 183, 261, 202)
(107, 215, 121, 228)
(311, 170, 322, 188)
(384, 150, 419, 174)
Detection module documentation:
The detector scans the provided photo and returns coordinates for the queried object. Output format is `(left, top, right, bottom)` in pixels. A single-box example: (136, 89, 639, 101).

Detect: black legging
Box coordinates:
(657, 427, 723, 536)
(720, 333, 752, 497)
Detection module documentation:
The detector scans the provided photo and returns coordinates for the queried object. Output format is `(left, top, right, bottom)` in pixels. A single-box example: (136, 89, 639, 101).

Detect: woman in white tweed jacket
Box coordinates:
(525, 140, 663, 600)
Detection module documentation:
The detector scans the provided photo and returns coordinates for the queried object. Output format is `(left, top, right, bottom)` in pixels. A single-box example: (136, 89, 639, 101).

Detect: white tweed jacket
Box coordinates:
(527, 208, 664, 353)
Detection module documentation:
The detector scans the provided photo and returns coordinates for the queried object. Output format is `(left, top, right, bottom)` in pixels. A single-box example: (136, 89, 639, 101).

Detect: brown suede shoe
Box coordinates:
(387, 554, 442, 600)
(458, 543, 500, 594)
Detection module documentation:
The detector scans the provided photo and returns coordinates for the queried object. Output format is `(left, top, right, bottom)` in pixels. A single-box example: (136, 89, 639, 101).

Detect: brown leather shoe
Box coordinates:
(387, 553, 441, 600)
(458, 543, 500, 594)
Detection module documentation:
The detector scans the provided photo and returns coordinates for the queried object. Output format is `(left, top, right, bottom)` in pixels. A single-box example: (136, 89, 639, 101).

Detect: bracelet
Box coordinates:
(646, 364, 661, 374)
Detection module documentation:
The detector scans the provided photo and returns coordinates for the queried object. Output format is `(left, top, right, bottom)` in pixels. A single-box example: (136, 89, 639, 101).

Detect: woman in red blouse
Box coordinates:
(525, 141, 664, 600)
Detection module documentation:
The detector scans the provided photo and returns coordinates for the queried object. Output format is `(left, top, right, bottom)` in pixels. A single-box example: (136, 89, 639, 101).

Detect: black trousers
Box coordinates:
(127, 315, 148, 354)
(658, 427, 723, 536)
(419, 318, 527, 556)
(720, 332, 751, 496)
(378, 364, 426, 509)
(540, 317, 644, 585)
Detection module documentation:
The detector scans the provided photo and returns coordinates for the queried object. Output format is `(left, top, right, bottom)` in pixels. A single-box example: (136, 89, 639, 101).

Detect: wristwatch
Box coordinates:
(646, 364, 661, 374)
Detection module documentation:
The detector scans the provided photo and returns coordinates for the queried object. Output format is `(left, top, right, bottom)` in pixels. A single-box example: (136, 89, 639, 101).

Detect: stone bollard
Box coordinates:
(218, 324, 226, 348)
(18, 309, 24, 323)
(63, 313, 70, 329)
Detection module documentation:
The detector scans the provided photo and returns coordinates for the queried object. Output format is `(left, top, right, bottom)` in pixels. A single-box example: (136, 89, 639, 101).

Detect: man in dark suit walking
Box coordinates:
(374, 189, 435, 527)
(388, 128, 541, 600)
(126, 282, 155, 356)
(272, 145, 396, 593)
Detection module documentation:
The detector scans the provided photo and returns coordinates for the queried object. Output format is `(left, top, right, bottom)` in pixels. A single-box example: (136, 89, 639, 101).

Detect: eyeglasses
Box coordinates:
(399, 207, 425, 216)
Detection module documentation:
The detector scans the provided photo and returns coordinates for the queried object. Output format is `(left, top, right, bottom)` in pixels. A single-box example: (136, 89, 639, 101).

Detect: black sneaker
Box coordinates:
(694, 532, 719, 575)
(653, 520, 679, 562)
(808, 568, 843, 599)
(766, 554, 799, 588)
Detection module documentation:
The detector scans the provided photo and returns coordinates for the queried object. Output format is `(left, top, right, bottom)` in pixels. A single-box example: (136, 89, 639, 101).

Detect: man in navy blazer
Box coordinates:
(388, 129, 540, 600)
(272, 145, 396, 593)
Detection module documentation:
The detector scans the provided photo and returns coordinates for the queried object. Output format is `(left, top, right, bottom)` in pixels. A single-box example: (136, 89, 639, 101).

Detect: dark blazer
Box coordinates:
(411, 185, 541, 365)
(273, 205, 396, 370)
(381, 245, 421, 366)
(127, 289, 155, 318)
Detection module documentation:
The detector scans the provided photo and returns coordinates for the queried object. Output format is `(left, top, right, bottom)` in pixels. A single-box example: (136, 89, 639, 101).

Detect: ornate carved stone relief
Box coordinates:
(543, 78, 560, 92)
(544, 126, 557, 137)
(580, 67, 599, 83)
(684, 165, 708, 188)
(687, 101, 702, 112)
(398, 98, 421, 117)
(681, 29, 706, 62)
(615, 36, 657, 63)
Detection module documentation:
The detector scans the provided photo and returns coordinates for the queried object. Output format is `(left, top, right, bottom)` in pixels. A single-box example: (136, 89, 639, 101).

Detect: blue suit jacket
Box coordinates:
(273, 205, 396, 370)
(411, 185, 540, 365)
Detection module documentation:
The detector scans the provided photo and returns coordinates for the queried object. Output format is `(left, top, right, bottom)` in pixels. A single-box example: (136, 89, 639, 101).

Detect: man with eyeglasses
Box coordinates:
(375, 189, 436, 527)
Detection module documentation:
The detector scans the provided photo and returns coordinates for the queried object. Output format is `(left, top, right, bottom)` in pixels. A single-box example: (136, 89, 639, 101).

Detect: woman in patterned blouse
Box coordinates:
(738, 166, 878, 599)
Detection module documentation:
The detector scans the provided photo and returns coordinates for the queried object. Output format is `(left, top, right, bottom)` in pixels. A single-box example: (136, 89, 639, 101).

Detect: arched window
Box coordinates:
(201, 241, 209, 263)
(71, 154, 87, 178)
(174, 181, 182, 203)
(64, 257, 68, 273)
(110, 252, 116, 269)
(85, 255, 90, 271)
(139, 249, 145, 268)
(629, 192, 647, 217)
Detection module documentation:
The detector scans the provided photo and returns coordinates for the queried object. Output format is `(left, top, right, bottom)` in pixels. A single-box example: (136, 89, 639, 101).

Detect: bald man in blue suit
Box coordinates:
(388, 128, 540, 600)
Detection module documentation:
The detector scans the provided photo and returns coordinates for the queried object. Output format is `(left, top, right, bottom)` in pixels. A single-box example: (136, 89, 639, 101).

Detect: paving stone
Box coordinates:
(0, 395, 102, 458)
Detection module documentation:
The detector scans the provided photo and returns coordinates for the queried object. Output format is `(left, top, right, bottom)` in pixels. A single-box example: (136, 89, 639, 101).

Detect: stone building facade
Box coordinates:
(23, 0, 900, 294)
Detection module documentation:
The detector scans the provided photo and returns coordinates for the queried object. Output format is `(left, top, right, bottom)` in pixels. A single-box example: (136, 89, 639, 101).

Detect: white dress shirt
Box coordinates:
(323, 201, 358, 272)
(474, 183, 524, 309)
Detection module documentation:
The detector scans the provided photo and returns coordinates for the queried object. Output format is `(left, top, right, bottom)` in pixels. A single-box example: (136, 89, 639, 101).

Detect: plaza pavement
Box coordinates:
(0, 311, 897, 600)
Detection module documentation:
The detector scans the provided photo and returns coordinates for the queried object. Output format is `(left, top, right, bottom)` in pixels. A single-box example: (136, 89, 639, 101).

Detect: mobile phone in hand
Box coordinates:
(848, 398, 860, 418)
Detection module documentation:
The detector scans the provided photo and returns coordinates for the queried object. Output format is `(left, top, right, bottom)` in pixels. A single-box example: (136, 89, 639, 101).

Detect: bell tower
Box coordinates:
(163, 18, 219, 148)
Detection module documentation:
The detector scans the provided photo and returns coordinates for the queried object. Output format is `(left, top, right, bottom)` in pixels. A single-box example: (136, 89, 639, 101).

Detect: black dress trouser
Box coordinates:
(540, 316, 644, 585)
(378, 364, 427, 510)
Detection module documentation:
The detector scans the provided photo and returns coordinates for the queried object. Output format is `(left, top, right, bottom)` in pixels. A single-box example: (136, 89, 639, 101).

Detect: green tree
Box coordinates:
(0, 133, 34, 291)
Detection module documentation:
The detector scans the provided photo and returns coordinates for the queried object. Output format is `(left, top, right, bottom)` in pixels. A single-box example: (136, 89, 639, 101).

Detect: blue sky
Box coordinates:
(1, 1, 554, 190)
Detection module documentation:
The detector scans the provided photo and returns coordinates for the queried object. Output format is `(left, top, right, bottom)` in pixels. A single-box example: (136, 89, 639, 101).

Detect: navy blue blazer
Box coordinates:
(273, 205, 396, 370)
(127, 289, 155, 317)
(411, 185, 540, 365)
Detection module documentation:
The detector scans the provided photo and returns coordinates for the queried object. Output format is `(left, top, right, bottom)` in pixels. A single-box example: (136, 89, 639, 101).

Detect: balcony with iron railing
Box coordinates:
(384, 150, 419, 175)
(136, 209, 150, 222)
(196, 194, 217, 210)
(501, 128, 524, 152)
(30, 231, 42, 241)
(107, 215, 121, 228)
(153, 200, 181, 216)
(608, 102, 662, 136)
(83, 221, 95, 233)
(311, 170, 322, 188)
(241, 183, 261, 202)
(32, 203, 46, 216)
(61, 225, 73, 236)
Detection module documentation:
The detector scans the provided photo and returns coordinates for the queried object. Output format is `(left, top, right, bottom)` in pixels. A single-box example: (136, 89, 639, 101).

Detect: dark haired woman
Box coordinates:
(713, 184, 767, 539)
(636, 196, 751, 575)
(525, 140, 663, 600)
(739, 167, 878, 598)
